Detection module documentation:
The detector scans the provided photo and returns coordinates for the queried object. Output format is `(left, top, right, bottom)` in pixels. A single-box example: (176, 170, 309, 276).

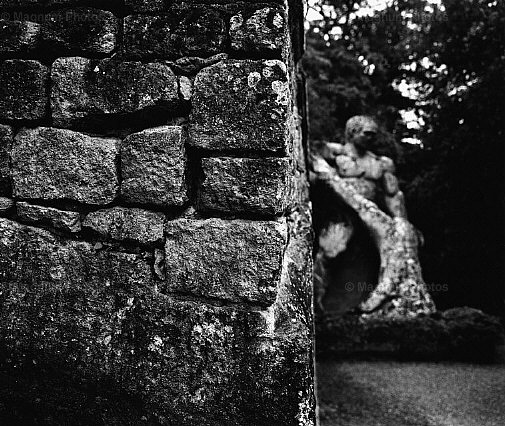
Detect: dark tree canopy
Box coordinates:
(305, 0, 505, 316)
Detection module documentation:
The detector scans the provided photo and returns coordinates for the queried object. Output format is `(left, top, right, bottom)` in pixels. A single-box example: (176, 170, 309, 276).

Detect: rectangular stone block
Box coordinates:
(188, 59, 289, 152)
(40, 8, 118, 55)
(0, 217, 152, 290)
(124, 6, 226, 59)
(164, 218, 287, 305)
(0, 19, 40, 54)
(11, 127, 119, 205)
(0, 196, 13, 214)
(51, 57, 178, 128)
(0, 124, 12, 195)
(230, 6, 285, 55)
(17, 201, 81, 232)
(0, 59, 48, 121)
(198, 157, 291, 215)
(121, 126, 188, 208)
(124, 15, 177, 59)
(83, 207, 165, 246)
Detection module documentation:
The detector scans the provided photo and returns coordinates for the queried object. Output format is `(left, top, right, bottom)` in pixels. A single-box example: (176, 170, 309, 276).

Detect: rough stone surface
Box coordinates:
(17, 201, 81, 232)
(40, 8, 118, 55)
(164, 218, 288, 304)
(0, 0, 315, 423)
(125, 0, 165, 11)
(121, 126, 188, 207)
(0, 196, 13, 214)
(274, 206, 315, 423)
(0, 217, 314, 425)
(0, 0, 122, 6)
(0, 60, 48, 121)
(0, 217, 153, 292)
(124, 7, 226, 59)
(83, 207, 165, 245)
(127, 0, 284, 11)
(230, 7, 285, 55)
(0, 19, 40, 54)
(51, 57, 178, 128)
(46, 0, 123, 5)
(189, 59, 289, 152)
(124, 15, 177, 59)
(0, 124, 12, 195)
(166, 52, 228, 75)
(11, 127, 119, 205)
(179, 75, 193, 100)
(198, 157, 291, 215)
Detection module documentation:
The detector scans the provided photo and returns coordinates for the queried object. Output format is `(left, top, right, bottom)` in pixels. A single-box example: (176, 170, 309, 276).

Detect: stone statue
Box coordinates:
(313, 115, 435, 318)
(321, 115, 406, 218)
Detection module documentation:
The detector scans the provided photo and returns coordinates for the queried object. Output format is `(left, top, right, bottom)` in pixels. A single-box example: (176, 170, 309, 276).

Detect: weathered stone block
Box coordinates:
(164, 218, 287, 304)
(188, 59, 289, 152)
(0, 19, 40, 54)
(16, 202, 81, 232)
(51, 57, 178, 128)
(274, 207, 314, 332)
(124, 7, 226, 59)
(124, 15, 177, 59)
(167, 52, 228, 75)
(125, 0, 165, 11)
(83, 207, 165, 245)
(0, 124, 12, 195)
(0, 0, 122, 7)
(41, 8, 118, 55)
(11, 127, 119, 205)
(0, 196, 13, 214)
(230, 7, 285, 55)
(0, 217, 152, 290)
(0, 220, 312, 425)
(0, 60, 48, 121)
(121, 126, 188, 207)
(198, 157, 291, 215)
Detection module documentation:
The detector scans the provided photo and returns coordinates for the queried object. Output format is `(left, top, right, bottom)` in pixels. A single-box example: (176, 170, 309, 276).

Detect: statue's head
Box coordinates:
(345, 115, 378, 152)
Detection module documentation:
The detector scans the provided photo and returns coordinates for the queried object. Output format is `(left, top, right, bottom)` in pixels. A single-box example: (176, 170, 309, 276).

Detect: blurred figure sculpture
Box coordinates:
(313, 116, 435, 318)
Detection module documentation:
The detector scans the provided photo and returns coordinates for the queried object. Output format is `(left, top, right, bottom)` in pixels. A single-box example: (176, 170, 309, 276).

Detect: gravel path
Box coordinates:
(317, 361, 505, 426)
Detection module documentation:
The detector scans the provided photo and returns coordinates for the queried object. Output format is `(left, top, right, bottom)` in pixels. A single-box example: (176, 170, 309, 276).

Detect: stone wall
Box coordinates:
(0, 1, 315, 424)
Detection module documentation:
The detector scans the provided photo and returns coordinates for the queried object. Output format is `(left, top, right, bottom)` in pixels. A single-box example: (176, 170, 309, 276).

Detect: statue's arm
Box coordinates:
(381, 156, 408, 219)
(312, 156, 393, 239)
(384, 188, 408, 219)
(382, 172, 407, 219)
(380, 156, 396, 173)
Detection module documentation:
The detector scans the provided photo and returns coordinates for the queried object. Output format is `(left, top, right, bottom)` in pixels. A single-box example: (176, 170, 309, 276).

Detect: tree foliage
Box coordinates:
(305, 0, 505, 315)
(406, 0, 505, 315)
